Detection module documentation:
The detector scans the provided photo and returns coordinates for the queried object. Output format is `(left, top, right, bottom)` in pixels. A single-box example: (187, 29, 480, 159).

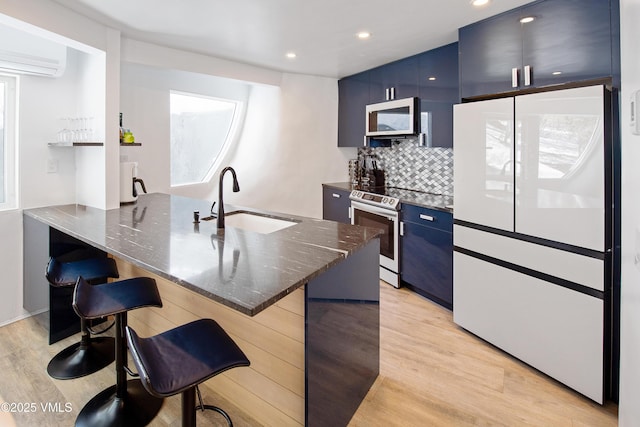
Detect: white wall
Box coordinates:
(120, 46, 354, 219)
(119, 62, 252, 197)
(225, 73, 353, 218)
(0, 210, 26, 326)
(0, 1, 112, 325)
(74, 49, 107, 209)
(18, 58, 78, 209)
(618, 0, 640, 424)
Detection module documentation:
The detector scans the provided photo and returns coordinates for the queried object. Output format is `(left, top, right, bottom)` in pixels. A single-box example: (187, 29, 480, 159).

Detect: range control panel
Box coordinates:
(349, 190, 400, 210)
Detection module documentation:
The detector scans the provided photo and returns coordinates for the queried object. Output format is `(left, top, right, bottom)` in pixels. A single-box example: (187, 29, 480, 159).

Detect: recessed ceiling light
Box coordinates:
(428, 77, 437, 81)
(471, 0, 490, 6)
(552, 71, 562, 75)
(286, 52, 297, 59)
(520, 16, 535, 23)
(357, 31, 371, 40)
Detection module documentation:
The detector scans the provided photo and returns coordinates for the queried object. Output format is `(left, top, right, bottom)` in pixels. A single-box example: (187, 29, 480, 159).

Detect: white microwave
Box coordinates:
(365, 97, 419, 137)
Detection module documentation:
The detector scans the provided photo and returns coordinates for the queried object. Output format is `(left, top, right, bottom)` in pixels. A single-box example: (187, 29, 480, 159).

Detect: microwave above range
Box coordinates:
(366, 97, 419, 138)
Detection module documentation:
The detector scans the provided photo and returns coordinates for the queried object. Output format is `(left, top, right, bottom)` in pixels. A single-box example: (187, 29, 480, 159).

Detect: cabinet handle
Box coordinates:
(524, 65, 531, 86)
(332, 193, 341, 198)
(390, 87, 395, 100)
(385, 88, 390, 100)
(400, 221, 404, 236)
(511, 68, 519, 88)
(419, 214, 435, 222)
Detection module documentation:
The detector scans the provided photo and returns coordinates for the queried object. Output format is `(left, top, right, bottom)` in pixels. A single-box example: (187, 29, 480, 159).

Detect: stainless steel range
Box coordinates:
(349, 190, 401, 287)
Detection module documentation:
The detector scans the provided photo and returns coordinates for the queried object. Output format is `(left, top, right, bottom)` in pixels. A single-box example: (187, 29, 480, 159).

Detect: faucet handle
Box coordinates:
(210, 201, 217, 218)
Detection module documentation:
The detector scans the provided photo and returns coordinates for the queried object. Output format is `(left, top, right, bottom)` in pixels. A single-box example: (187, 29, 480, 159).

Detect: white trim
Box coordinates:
(0, 73, 18, 211)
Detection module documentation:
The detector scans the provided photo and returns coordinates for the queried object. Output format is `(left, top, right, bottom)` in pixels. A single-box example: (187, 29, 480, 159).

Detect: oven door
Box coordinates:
(350, 200, 399, 276)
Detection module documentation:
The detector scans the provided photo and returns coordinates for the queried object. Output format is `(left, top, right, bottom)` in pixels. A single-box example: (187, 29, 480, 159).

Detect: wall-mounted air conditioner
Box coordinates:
(0, 24, 67, 78)
(0, 48, 66, 77)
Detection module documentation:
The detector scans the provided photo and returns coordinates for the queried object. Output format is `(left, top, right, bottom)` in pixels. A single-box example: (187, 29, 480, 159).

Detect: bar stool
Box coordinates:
(72, 276, 164, 427)
(126, 319, 250, 427)
(46, 256, 119, 379)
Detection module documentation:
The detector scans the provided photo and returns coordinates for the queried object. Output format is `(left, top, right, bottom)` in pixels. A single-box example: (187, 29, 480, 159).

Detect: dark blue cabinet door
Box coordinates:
(368, 55, 419, 103)
(460, 0, 615, 99)
(322, 187, 351, 224)
(418, 42, 459, 148)
(401, 222, 453, 308)
(521, 0, 612, 87)
(338, 72, 369, 147)
(459, 8, 522, 99)
(401, 207, 453, 309)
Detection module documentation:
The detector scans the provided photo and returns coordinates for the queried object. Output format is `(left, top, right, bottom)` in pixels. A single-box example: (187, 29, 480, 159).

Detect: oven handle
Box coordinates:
(350, 201, 399, 220)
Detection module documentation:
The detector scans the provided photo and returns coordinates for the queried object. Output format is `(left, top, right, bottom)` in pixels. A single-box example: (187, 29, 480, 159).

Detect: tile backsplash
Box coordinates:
(358, 139, 453, 196)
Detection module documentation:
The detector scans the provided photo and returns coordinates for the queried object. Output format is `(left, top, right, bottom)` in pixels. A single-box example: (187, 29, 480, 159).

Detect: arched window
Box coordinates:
(170, 91, 242, 187)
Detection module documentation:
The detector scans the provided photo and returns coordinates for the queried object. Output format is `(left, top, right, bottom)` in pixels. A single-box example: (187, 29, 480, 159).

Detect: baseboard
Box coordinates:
(0, 308, 47, 328)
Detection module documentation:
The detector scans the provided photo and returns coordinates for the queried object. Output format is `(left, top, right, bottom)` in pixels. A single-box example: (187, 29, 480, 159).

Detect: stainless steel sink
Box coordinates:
(224, 211, 298, 234)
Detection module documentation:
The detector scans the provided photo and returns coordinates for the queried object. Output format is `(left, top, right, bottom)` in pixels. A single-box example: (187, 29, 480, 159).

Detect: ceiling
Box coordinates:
(51, 0, 533, 79)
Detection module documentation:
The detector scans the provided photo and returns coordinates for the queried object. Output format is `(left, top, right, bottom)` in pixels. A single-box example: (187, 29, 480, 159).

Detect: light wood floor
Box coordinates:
(0, 282, 618, 426)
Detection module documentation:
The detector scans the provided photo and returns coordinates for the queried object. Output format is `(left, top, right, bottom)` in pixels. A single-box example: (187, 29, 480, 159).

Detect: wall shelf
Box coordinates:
(120, 142, 142, 146)
(48, 142, 104, 147)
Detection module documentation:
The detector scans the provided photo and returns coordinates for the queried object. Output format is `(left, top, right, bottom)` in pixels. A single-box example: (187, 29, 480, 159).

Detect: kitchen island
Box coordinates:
(23, 193, 381, 426)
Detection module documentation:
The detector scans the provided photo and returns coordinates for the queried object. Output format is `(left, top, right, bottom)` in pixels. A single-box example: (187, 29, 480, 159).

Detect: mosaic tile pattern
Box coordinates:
(358, 139, 453, 196)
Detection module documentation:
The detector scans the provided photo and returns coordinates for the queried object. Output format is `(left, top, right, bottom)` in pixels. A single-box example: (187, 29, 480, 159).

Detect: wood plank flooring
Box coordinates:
(0, 282, 618, 426)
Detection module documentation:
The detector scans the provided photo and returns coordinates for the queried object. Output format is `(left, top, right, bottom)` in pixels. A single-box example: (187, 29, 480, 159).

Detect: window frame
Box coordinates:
(0, 73, 18, 211)
(169, 90, 243, 188)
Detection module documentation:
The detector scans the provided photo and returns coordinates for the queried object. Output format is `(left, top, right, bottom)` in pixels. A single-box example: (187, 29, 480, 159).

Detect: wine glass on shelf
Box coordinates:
(78, 117, 88, 142)
(72, 117, 80, 142)
(56, 117, 71, 144)
(87, 117, 96, 142)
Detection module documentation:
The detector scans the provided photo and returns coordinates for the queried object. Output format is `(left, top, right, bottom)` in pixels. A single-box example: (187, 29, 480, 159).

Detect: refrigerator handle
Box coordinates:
(512, 67, 519, 88)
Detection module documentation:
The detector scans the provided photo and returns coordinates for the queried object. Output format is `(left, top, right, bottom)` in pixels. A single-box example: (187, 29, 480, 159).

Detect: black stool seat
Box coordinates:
(73, 276, 162, 319)
(47, 257, 119, 287)
(46, 256, 119, 380)
(127, 319, 250, 426)
(73, 276, 164, 427)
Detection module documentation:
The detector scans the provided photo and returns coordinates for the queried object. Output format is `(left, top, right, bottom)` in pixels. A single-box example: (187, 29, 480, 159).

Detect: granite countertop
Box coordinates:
(24, 193, 381, 316)
(323, 182, 453, 213)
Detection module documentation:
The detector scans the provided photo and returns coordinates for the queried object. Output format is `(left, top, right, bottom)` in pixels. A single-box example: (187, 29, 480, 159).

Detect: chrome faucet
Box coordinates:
(217, 166, 240, 229)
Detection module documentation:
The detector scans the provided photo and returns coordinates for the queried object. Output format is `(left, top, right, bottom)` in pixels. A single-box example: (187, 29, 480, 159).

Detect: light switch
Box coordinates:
(47, 159, 58, 174)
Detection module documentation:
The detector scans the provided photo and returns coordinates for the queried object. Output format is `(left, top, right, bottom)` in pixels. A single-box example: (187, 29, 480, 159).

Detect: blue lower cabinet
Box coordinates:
(401, 207, 453, 309)
(322, 186, 351, 224)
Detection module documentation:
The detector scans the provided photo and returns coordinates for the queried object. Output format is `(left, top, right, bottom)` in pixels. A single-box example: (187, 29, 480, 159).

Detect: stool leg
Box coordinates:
(47, 317, 115, 379)
(116, 312, 127, 398)
(195, 385, 233, 426)
(75, 312, 164, 427)
(183, 388, 196, 427)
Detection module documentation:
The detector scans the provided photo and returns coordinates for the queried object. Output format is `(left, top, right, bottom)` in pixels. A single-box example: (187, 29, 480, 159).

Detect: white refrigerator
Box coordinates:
(453, 85, 613, 403)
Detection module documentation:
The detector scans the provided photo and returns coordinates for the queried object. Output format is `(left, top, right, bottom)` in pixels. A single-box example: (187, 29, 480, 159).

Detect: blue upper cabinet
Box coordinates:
(459, 9, 521, 98)
(418, 42, 459, 148)
(459, 0, 617, 99)
(338, 71, 369, 147)
(369, 56, 419, 103)
(521, 0, 612, 88)
(338, 43, 459, 147)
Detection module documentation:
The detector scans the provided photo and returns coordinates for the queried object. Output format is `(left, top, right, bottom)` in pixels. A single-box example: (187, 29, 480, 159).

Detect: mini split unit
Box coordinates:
(0, 24, 67, 77)
(0, 48, 66, 77)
